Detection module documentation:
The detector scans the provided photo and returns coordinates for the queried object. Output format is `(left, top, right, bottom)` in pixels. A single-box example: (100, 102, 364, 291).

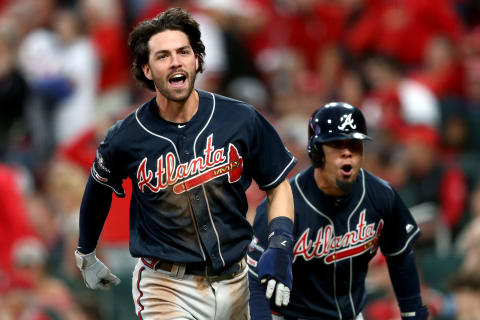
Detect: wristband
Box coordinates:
(268, 216, 294, 237)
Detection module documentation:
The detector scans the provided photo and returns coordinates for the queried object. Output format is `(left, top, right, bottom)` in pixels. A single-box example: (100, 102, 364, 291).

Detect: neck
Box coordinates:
(156, 90, 199, 123)
(313, 167, 345, 197)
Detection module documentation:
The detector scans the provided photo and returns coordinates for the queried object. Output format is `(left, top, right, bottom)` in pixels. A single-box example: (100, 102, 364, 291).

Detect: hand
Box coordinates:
(258, 235, 293, 307)
(401, 305, 429, 320)
(75, 250, 121, 290)
(262, 277, 291, 307)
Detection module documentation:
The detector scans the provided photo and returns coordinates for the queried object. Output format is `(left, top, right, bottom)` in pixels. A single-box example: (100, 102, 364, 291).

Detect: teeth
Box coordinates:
(171, 74, 184, 79)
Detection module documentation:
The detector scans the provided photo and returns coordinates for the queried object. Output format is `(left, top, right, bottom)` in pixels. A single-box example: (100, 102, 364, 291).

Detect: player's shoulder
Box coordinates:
(209, 90, 252, 107)
(202, 90, 257, 116)
(110, 111, 137, 133)
(363, 169, 396, 199)
(103, 104, 144, 142)
(290, 167, 314, 194)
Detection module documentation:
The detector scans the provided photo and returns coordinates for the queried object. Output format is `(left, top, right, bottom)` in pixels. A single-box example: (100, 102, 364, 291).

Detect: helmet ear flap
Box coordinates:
(308, 139, 324, 168)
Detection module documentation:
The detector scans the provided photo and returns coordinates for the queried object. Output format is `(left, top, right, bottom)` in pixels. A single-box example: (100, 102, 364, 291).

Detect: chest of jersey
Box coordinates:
(132, 133, 244, 195)
(119, 94, 255, 198)
(290, 169, 389, 267)
(293, 209, 384, 265)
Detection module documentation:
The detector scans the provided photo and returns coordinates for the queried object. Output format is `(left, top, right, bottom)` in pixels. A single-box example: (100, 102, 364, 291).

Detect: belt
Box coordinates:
(141, 257, 246, 280)
(283, 313, 364, 320)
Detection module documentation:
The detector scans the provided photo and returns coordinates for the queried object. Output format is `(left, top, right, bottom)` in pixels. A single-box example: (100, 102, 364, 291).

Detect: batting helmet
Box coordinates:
(308, 102, 372, 167)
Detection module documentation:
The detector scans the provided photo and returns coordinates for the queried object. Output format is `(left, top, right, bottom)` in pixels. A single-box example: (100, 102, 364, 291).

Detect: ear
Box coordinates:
(195, 55, 199, 72)
(142, 63, 153, 80)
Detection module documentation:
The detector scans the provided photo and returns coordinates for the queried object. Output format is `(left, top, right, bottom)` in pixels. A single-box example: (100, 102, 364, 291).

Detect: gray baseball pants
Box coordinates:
(132, 258, 250, 320)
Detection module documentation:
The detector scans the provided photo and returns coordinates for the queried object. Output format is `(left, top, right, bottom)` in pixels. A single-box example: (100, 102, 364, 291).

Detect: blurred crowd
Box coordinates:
(0, 0, 479, 319)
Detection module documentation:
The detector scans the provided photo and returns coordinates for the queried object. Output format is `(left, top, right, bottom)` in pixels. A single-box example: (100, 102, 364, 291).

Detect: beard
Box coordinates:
(335, 178, 355, 195)
(154, 70, 197, 102)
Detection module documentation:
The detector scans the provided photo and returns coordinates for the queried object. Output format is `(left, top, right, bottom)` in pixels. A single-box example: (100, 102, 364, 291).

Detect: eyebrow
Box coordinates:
(153, 46, 191, 56)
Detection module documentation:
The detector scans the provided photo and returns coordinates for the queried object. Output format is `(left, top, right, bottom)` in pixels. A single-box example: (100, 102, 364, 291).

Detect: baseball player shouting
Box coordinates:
(248, 102, 429, 320)
(74, 7, 297, 320)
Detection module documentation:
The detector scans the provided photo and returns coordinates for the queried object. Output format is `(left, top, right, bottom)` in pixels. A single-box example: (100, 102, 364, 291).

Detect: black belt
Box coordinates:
(141, 257, 246, 280)
(283, 313, 364, 320)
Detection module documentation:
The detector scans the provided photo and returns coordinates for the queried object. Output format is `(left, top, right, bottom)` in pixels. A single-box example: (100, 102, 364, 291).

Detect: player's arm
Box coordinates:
(77, 175, 113, 254)
(379, 186, 428, 319)
(74, 175, 120, 290)
(265, 178, 294, 222)
(258, 178, 295, 307)
(386, 249, 429, 320)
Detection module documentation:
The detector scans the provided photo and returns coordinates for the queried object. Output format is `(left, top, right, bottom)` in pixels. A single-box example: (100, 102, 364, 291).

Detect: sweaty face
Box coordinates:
(143, 30, 198, 102)
(320, 139, 363, 195)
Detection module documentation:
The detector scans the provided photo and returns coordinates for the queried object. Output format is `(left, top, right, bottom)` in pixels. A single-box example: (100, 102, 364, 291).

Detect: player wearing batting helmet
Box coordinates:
(74, 7, 297, 320)
(248, 102, 429, 320)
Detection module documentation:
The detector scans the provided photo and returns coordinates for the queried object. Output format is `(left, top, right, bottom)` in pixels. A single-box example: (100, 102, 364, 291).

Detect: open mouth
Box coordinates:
(341, 164, 353, 176)
(169, 73, 187, 87)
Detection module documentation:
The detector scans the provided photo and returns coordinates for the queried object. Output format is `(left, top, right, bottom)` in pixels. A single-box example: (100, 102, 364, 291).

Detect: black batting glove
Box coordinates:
(257, 216, 294, 307)
(401, 305, 429, 320)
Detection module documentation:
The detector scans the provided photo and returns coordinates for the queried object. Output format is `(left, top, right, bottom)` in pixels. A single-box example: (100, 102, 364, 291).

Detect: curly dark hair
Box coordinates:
(128, 7, 206, 91)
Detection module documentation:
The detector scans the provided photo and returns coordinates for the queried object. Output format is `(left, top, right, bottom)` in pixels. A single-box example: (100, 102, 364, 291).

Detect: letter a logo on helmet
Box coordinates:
(338, 113, 356, 131)
(308, 102, 372, 167)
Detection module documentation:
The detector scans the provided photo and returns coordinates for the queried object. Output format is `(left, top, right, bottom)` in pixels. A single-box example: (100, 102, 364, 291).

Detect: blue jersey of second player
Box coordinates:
(248, 166, 420, 320)
(90, 89, 296, 271)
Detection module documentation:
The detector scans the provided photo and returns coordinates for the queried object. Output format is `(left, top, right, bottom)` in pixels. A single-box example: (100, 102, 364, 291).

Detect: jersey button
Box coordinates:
(201, 225, 208, 231)
(195, 195, 200, 201)
(184, 150, 189, 155)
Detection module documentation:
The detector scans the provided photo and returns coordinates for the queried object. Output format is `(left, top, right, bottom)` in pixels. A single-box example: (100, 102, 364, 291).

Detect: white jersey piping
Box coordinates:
(135, 107, 181, 161)
(295, 173, 342, 319)
(193, 92, 226, 266)
(383, 228, 420, 256)
(346, 169, 367, 317)
(261, 155, 296, 189)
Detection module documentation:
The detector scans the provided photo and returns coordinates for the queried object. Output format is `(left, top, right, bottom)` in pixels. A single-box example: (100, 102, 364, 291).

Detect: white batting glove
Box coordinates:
(75, 250, 121, 290)
(261, 278, 291, 307)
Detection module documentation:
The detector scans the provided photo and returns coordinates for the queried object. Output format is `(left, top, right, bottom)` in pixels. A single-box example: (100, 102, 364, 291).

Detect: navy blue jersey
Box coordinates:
(248, 167, 420, 319)
(91, 89, 296, 271)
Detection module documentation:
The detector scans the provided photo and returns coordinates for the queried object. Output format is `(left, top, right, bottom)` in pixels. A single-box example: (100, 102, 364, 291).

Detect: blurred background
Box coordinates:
(0, 0, 479, 319)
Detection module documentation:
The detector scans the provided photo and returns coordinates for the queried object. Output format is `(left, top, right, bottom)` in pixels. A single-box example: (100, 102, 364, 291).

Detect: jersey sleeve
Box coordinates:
(249, 109, 296, 190)
(379, 190, 421, 256)
(90, 125, 126, 197)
